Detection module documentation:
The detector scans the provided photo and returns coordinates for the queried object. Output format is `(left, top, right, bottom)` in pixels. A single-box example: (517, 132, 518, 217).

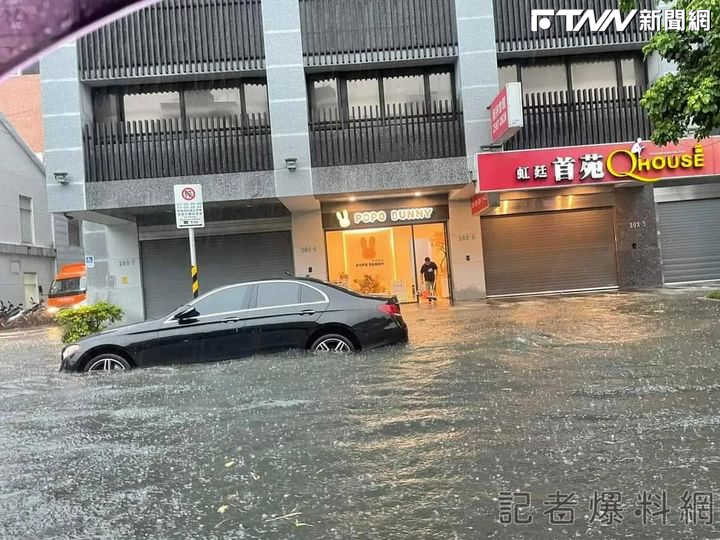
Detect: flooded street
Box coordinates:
(1, 289, 720, 539)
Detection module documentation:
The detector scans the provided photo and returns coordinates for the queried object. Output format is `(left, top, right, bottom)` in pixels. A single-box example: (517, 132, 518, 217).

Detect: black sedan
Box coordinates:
(60, 278, 409, 372)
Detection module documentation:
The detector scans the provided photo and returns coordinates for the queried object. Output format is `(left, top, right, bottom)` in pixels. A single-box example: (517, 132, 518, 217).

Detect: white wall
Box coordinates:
(291, 211, 328, 280)
(447, 200, 486, 300)
(0, 121, 52, 248)
(0, 254, 54, 305)
(84, 220, 145, 323)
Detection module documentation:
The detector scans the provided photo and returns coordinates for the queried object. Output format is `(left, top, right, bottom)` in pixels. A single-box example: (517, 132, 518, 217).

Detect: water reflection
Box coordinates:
(1, 290, 720, 538)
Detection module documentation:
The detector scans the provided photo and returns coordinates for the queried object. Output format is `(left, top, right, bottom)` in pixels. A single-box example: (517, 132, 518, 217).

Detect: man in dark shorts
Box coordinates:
(419, 257, 439, 303)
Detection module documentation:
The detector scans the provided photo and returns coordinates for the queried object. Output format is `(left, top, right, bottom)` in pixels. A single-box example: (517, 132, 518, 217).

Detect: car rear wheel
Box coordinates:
(83, 353, 131, 372)
(311, 334, 355, 353)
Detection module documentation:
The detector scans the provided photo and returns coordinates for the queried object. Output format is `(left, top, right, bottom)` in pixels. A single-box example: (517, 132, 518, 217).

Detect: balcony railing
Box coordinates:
(309, 101, 465, 167)
(78, 0, 265, 81)
(299, 0, 458, 67)
(495, 0, 653, 59)
(506, 85, 651, 151)
(83, 115, 273, 182)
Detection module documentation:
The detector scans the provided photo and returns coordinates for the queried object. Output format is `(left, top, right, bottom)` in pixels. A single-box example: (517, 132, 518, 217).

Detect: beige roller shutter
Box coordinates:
(482, 208, 619, 296)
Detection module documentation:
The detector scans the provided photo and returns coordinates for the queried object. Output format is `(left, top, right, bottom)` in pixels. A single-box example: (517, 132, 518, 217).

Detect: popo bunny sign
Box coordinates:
(322, 203, 449, 231)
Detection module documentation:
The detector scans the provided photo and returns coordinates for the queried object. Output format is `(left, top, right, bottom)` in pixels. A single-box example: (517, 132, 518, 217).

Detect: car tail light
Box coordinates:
(378, 303, 401, 317)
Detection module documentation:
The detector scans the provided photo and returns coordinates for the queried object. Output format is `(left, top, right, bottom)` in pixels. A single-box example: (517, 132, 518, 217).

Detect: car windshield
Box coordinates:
(48, 277, 85, 297)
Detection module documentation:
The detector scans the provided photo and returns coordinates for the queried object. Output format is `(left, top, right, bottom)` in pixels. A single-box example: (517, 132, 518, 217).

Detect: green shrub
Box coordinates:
(706, 291, 720, 300)
(55, 302, 123, 344)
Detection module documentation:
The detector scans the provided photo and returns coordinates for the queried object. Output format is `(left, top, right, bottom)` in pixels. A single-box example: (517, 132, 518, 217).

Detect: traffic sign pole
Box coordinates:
(174, 184, 204, 299)
(189, 227, 199, 298)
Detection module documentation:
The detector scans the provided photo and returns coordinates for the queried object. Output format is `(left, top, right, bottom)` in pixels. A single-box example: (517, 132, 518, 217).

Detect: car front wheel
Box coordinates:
(311, 334, 355, 353)
(83, 353, 131, 372)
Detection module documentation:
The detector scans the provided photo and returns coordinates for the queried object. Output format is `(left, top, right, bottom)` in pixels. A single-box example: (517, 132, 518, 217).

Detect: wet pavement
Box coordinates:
(1, 289, 720, 539)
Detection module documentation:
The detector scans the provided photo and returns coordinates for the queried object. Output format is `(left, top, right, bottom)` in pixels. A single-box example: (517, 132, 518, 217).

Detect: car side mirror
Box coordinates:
(173, 306, 199, 321)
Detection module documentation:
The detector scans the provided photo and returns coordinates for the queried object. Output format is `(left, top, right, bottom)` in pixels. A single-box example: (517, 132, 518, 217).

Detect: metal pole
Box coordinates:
(189, 228, 199, 298)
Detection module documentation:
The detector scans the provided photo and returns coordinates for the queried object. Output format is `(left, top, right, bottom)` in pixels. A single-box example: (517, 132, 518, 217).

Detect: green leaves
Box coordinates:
(631, 0, 720, 144)
(55, 302, 124, 343)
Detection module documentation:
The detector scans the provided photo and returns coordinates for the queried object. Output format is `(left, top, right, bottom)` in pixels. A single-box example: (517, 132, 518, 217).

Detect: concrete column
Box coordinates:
(291, 210, 328, 281)
(455, 0, 499, 177)
(447, 199, 486, 300)
(613, 186, 664, 289)
(40, 43, 88, 213)
(83, 218, 145, 323)
(261, 0, 313, 198)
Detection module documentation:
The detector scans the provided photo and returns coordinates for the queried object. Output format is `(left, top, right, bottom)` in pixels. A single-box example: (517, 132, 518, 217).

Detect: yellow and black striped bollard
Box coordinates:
(191, 265, 199, 298)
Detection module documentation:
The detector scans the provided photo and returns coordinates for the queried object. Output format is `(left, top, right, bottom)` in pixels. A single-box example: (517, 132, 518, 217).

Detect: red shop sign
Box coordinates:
(476, 137, 720, 192)
(471, 193, 489, 215)
(490, 83, 523, 145)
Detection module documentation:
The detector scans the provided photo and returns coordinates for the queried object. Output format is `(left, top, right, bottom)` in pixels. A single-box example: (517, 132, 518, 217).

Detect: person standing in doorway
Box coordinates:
(419, 257, 439, 304)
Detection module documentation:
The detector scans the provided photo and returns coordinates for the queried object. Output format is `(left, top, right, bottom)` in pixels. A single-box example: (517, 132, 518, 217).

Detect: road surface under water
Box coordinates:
(1, 289, 720, 539)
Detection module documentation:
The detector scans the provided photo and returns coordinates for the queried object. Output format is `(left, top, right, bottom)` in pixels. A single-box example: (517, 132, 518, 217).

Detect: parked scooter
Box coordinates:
(0, 298, 47, 328)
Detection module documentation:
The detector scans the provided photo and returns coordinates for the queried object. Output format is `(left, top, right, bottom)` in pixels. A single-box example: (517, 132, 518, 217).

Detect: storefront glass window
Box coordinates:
(571, 60, 618, 91)
(521, 64, 568, 96)
(498, 65, 518, 88)
(429, 72, 453, 108)
(94, 92, 120, 124)
(244, 83, 269, 120)
(184, 88, 242, 118)
(620, 58, 643, 87)
(383, 74, 425, 113)
(123, 91, 182, 123)
(347, 78, 380, 119)
(312, 79, 339, 120)
(326, 222, 449, 304)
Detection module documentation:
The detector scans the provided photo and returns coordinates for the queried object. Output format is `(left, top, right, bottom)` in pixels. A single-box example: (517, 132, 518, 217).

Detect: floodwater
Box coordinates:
(1, 289, 720, 539)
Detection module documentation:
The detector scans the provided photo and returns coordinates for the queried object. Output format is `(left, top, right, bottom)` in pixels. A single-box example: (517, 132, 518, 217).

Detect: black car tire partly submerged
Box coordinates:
(311, 334, 355, 353)
(83, 353, 131, 372)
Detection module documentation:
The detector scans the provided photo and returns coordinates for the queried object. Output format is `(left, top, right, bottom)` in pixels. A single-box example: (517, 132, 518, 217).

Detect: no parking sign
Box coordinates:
(173, 184, 205, 229)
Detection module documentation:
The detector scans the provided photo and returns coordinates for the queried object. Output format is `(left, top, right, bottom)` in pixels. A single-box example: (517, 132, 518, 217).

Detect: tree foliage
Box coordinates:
(55, 302, 123, 344)
(621, 0, 720, 144)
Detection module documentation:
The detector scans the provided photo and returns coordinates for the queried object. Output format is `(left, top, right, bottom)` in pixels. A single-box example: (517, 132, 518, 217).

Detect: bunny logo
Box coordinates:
(360, 237, 376, 259)
(336, 209, 351, 228)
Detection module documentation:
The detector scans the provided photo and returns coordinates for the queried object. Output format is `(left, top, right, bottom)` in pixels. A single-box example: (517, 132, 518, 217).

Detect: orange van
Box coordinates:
(47, 263, 88, 314)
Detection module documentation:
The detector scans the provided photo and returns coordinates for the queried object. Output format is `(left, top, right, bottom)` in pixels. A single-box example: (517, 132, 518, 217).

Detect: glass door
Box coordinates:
(411, 223, 451, 303)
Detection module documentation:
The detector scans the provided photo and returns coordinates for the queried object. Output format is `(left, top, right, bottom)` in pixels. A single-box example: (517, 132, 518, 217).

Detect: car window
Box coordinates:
(256, 282, 301, 308)
(300, 284, 325, 304)
(192, 285, 251, 315)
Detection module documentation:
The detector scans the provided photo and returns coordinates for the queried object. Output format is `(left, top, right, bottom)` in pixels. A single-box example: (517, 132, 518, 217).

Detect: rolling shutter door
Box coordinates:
(657, 199, 720, 283)
(482, 208, 618, 296)
(141, 231, 294, 318)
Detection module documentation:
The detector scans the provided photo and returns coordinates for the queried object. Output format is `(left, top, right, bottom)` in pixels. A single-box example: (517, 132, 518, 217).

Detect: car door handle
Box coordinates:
(223, 317, 241, 323)
(299, 310, 316, 316)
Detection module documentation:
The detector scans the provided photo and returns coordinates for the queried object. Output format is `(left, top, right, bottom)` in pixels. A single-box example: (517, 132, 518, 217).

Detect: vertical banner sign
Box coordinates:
(174, 184, 205, 298)
(490, 82, 524, 145)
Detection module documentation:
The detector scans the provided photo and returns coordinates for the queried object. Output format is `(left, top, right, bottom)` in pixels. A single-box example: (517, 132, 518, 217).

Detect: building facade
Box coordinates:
(0, 71, 85, 271)
(39, 0, 714, 322)
(0, 114, 56, 306)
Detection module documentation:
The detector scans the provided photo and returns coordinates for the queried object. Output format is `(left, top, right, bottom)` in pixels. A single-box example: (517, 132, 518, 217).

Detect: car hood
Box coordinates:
(77, 318, 162, 344)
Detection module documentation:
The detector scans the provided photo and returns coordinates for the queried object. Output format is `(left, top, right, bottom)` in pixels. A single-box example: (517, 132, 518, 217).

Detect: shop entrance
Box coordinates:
(326, 222, 450, 303)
